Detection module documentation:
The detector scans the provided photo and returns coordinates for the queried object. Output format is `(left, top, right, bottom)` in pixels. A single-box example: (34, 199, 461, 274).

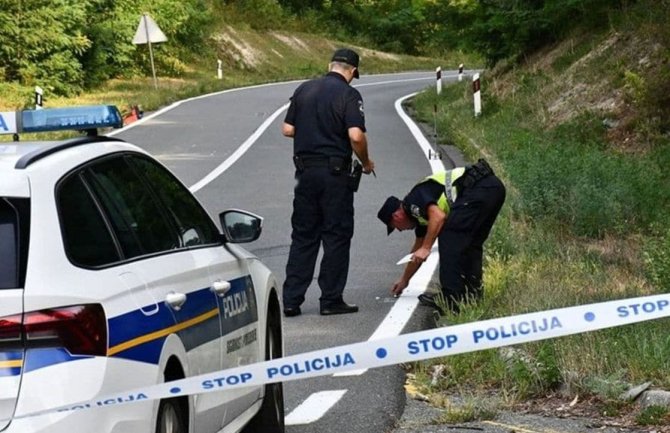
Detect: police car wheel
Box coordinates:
(243, 310, 285, 432)
(156, 398, 187, 433)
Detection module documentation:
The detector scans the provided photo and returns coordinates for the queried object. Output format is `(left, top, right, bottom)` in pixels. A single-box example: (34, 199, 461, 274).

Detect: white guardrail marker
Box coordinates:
(8, 294, 670, 421)
(436, 66, 442, 95)
(473, 73, 482, 116)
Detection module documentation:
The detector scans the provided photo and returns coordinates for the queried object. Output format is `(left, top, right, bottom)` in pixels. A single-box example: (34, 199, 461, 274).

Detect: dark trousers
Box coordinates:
(283, 167, 354, 309)
(438, 174, 506, 310)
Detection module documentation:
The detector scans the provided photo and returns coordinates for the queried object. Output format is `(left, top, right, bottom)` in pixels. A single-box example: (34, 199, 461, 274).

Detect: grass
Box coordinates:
(411, 80, 670, 392)
(637, 405, 670, 425)
(404, 4, 670, 427)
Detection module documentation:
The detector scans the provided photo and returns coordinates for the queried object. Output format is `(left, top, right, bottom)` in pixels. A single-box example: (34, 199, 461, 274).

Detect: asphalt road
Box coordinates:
(115, 70, 464, 433)
(112, 71, 663, 433)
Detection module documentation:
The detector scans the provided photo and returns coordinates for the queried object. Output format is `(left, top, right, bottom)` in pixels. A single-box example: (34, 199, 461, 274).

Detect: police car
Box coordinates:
(0, 105, 284, 433)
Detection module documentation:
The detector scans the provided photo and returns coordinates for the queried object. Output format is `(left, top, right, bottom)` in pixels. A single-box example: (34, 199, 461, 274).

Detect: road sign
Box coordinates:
(132, 14, 167, 45)
(132, 14, 167, 90)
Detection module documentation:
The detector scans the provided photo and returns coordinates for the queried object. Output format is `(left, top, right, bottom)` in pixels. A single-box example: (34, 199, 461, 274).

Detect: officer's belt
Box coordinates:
(293, 156, 351, 171)
(457, 158, 494, 191)
(301, 158, 330, 168)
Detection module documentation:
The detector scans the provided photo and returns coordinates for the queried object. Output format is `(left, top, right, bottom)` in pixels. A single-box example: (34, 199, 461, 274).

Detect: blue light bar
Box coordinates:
(18, 105, 123, 134)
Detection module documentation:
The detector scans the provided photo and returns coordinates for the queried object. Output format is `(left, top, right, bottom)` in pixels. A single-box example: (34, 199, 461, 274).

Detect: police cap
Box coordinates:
(378, 196, 402, 235)
(331, 48, 360, 79)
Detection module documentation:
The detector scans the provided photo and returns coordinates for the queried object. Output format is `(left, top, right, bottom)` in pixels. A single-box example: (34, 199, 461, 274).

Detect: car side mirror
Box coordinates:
(219, 209, 263, 244)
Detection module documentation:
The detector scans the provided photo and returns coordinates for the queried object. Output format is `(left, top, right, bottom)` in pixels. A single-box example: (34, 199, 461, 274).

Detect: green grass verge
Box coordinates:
(406, 51, 670, 426)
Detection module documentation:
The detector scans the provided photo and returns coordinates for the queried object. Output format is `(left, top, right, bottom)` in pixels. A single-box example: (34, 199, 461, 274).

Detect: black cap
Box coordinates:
(331, 48, 360, 79)
(377, 196, 401, 235)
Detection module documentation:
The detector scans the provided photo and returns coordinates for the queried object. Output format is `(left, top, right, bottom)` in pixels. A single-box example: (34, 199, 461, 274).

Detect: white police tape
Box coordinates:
(13, 293, 670, 420)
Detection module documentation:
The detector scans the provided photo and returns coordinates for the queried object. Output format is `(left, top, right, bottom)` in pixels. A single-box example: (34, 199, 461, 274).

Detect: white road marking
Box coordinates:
(188, 102, 290, 193)
(127, 76, 447, 424)
(394, 92, 447, 174)
(334, 92, 445, 377)
(355, 76, 434, 88)
(181, 76, 434, 192)
(285, 390, 348, 425)
(107, 80, 306, 137)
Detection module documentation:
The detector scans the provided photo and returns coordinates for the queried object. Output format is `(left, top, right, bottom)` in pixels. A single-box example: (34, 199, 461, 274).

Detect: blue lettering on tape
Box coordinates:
(56, 393, 149, 412)
(267, 353, 355, 379)
(202, 372, 253, 389)
(97, 393, 148, 406)
(472, 316, 562, 344)
(407, 335, 458, 355)
(617, 300, 669, 317)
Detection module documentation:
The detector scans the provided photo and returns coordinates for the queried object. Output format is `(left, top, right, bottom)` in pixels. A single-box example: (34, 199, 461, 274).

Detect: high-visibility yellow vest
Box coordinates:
(412, 168, 466, 226)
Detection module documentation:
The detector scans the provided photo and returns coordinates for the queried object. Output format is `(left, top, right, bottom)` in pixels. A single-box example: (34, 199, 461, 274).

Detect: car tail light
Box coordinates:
(0, 314, 22, 346)
(23, 305, 107, 356)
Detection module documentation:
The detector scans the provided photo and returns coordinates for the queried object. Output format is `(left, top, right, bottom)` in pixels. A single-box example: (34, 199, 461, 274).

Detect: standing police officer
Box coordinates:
(377, 159, 505, 314)
(282, 48, 375, 317)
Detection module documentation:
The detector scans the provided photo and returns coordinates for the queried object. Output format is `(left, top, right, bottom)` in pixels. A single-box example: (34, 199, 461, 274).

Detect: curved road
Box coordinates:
(115, 70, 462, 433)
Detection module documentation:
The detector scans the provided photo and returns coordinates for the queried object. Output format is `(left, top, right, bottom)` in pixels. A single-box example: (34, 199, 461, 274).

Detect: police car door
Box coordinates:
(126, 155, 262, 428)
(80, 153, 230, 432)
(0, 183, 29, 431)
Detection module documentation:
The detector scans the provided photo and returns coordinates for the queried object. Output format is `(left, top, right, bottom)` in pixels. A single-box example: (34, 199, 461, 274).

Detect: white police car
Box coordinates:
(0, 105, 284, 433)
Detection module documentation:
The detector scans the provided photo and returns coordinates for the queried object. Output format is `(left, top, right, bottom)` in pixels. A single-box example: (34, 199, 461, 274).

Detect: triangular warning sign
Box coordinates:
(132, 14, 167, 45)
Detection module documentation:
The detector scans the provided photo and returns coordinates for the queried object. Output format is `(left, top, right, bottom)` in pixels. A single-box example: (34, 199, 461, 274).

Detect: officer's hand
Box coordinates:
(362, 160, 375, 175)
(391, 278, 408, 297)
(412, 247, 430, 264)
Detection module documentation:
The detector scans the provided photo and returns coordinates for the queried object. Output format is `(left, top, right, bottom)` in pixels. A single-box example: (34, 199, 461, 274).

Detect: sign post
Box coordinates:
(435, 67, 442, 95)
(132, 13, 167, 90)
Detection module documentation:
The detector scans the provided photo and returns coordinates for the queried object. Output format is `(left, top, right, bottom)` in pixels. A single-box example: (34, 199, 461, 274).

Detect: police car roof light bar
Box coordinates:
(0, 105, 123, 137)
(20, 105, 123, 134)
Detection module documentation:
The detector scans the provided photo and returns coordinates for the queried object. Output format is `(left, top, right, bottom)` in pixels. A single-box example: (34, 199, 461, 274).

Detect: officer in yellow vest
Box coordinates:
(377, 159, 505, 314)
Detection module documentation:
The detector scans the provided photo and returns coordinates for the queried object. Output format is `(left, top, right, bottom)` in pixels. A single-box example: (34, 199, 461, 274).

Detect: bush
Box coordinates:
(0, 0, 214, 95)
(0, 0, 90, 96)
(0, 82, 34, 110)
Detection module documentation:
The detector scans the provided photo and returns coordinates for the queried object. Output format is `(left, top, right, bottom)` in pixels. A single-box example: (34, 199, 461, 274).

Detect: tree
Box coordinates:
(364, 0, 429, 54)
(0, 0, 90, 95)
(278, 0, 325, 14)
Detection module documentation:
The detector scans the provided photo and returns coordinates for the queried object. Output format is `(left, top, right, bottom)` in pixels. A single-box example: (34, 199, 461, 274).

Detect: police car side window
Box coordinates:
(0, 199, 19, 288)
(58, 174, 121, 267)
(84, 156, 180, 258)
(0, 198, 29, 287)
(130, 156, 220, 247)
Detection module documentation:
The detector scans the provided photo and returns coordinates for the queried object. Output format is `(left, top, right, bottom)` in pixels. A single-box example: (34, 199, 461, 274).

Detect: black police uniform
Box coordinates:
(403, 164, 505, 310)
(282, 71, 366, 311)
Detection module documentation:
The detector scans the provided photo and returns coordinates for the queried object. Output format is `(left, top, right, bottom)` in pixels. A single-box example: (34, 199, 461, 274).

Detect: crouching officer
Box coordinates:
(281, 48, 375, 317)
(377, 159, 505, 314)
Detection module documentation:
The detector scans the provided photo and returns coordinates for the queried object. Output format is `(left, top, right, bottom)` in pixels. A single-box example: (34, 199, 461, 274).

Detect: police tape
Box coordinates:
(14, 293, 670, 420)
